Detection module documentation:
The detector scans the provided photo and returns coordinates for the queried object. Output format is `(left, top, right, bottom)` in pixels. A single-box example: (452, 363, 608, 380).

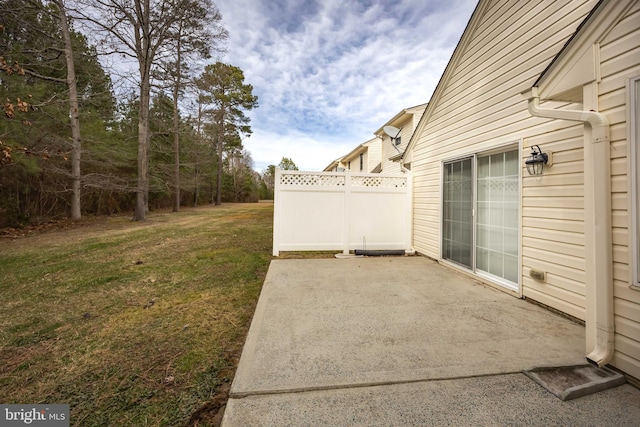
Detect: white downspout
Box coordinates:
(400, 164, 416, 255)
(522, 87, 614, 367)
(400, 156, 417, 255)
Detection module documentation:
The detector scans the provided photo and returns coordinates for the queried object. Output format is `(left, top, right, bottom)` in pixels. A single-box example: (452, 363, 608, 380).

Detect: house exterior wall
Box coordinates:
(381, 119, 412, 174)
(341, 138, 382, 173)
(412, 0, 597, 272)
(366, 138, 382, 172)
(598, 0, 640, 380)
(342, 149, 364, 172)
(411, 0, 640, 379)
(323, 160, 344, 172)
(521, 118, 586, 319)
(378, 105, 426, 174)
(327, 138, 382, 174)
(359, 150, 368, 172)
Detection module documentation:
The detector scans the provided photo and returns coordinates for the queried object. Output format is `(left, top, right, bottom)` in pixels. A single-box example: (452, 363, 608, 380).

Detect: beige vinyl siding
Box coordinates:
(343, 149, 365, 172)
(412, 113, 422, 131)
(520, 115, 587, 318)
(412, 0, 640, 380)
(411, 0, 604, 322)
(426, 2, 593, 131)
(381, 135, 402, 174)
(412, 0, 597, 309)
(381, 117, 412, 174)
(598, 0, 640, 380)
(366, 140, 382, 172)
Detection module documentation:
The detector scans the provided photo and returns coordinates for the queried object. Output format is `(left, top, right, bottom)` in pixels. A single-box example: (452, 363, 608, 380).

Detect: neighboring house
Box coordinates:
(404, 0, 640, 381)
(341, 137, 382, 173)
(322, 104, 425, 174)
(323, 137, 382, 173)
(323, 158, 345, 172)
(374, 103, 427, 174)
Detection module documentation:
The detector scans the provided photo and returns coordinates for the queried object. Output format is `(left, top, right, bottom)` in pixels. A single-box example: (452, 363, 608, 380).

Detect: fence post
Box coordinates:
(342, 172, 351, 254)
(272, 168, 282, 256)
(404, 172, 413, 252)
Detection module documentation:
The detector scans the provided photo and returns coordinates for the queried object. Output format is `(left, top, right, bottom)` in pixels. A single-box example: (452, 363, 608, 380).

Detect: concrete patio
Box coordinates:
(222, 257, 640, 426)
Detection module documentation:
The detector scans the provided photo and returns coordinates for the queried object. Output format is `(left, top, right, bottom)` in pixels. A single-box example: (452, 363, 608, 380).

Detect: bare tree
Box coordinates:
(226, 148, 258, 202)
(73, 0, 220, 220)
(261, 164, 276, 199)
(155, 0, 227, 212)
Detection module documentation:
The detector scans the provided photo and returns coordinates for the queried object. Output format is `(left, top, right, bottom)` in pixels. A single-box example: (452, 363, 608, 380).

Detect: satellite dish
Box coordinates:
(383, 125, 401, 138)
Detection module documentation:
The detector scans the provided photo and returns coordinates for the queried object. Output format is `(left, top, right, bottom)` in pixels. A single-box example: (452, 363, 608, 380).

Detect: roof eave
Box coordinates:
(401, 0, 489, 163)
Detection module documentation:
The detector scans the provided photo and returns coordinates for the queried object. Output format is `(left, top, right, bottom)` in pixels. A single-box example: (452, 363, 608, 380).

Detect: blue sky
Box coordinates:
(215, 0, 478, 172)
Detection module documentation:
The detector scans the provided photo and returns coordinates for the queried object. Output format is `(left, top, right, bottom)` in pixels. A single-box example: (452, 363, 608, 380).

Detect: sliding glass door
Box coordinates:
(443, 158, 473, 269)
(476, 151, 519, 284)
(443, 149, 520, 289)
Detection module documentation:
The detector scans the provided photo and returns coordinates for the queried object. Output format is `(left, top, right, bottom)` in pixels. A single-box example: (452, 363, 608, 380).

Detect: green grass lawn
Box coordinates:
(0, 203, 274, 426)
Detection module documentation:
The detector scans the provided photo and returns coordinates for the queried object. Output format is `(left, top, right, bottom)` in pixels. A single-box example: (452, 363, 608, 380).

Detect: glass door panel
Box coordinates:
(443, 158, 473, 268)
(476, 150, 519, 283)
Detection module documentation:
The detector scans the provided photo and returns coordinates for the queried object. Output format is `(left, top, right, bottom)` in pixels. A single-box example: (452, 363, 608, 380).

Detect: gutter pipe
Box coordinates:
(522, 87, 614, 367)
(400, 156, 417, 256)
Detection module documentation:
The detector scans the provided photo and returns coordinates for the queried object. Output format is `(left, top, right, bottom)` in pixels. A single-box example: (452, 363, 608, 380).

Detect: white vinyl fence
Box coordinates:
(272, 170, 412, 256)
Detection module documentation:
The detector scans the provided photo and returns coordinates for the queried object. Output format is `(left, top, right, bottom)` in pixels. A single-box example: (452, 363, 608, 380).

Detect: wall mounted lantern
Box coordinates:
(525, 145, 549, 176)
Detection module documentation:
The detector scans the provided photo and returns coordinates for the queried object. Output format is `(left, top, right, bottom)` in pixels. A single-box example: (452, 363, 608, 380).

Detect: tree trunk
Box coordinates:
(134, 0, 152, 222)
(215, 109, 224, 206)
(172, 109, 181, 212)
(136, 75, 150, 221)
(172, 36, 182, 212)
(194, 100, 203, 207)
(56, 0, 82, 220)
(193, 161, 199, 207)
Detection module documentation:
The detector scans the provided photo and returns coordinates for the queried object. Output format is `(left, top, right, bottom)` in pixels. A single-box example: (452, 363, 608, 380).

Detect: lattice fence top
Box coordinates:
(279, 173, 346, 186)
(279, 172, 408, 188)
(351, 175, 408, 188)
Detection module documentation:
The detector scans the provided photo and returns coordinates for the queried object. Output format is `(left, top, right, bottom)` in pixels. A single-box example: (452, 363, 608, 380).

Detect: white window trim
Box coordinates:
(629, 76, 640, 290)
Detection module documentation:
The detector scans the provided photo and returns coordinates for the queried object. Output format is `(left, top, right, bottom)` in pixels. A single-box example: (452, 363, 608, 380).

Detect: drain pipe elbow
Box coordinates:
(586, 327, 615, 367)
(522, 86, 614, 368)
(524, 87, 610, 144)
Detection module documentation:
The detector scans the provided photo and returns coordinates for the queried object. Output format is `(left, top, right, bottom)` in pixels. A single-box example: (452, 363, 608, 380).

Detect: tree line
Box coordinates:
(0, 0, 282, 227)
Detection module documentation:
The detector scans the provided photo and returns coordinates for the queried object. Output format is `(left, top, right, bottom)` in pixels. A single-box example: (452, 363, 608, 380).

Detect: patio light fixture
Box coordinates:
(525, 145, 549, 176)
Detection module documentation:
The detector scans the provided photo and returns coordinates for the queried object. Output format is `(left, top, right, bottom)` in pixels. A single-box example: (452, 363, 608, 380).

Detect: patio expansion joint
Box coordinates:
(229, 371, 524, 399)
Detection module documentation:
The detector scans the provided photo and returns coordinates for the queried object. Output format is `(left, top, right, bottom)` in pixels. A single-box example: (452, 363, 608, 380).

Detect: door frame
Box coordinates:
(440, 142, 522, 294)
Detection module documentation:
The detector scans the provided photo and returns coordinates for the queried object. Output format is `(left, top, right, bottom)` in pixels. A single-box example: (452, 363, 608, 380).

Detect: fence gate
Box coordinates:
(272, 170, 412, 256)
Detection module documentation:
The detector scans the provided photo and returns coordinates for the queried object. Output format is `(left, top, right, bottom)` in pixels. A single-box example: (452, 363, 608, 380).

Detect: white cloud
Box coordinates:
(243, 130, 356, 172)
(215, 0, 478, 171)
